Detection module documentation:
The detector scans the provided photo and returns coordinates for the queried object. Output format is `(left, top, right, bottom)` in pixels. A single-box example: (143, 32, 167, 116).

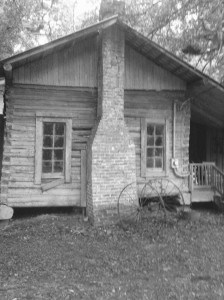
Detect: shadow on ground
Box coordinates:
(191, 201, 221, 213)
(12, 206, 83, 219)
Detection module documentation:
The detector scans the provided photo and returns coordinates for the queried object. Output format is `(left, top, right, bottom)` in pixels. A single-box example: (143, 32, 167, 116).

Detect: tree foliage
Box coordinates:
(0, 0, 78, 60)
(124, 0, 224, 82)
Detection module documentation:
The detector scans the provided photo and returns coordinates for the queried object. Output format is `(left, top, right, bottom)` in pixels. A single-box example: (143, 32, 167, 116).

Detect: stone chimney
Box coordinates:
(87, 23, 136, 225)
(99, 0, 125, 20)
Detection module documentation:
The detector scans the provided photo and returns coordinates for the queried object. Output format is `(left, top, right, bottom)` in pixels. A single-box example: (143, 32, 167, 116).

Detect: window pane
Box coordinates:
(155, 136, 163, 146)
(147, 148, 154, 157)
(43, 136, 53, 147)
(54, 136, 64, 148)
(43, 123, 53, 135)
(55, 123, 65, 135)
(42, 161, 52, 173)
(146, 123, 165, 170)
(147, 158, 154, 168)
(43, 149, 52, 160)
(42, 121, 65, 175)
(156, 125, 164, 135)
(54, 150, 63, 160)
(155, 158, 162, 168)
(54, 161, 63, 173)
(147, 125, 154, 135)
(147, 137, 154, 146)
(155, 148, 163, 157)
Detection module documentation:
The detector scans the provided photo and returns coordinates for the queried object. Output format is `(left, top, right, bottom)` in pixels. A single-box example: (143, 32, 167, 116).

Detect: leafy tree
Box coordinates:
(0, 0, 78, 60)
(124, 0, 224, 82)
(80, 0, 224, 82)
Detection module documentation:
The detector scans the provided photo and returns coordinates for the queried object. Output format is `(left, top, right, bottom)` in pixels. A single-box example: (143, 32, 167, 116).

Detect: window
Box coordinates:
(42, 122, 65, 175)
(141, 118, 167, 177)
(146, 124, 164, 169)
(35, 113, 72, 185)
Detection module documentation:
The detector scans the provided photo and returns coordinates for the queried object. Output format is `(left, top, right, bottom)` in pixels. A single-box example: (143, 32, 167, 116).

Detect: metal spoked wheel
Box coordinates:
(117, 181, 144, 224)
(139, 181, 166, 221)
(117, 181, 166, 224)
(148, 178, 185, 218)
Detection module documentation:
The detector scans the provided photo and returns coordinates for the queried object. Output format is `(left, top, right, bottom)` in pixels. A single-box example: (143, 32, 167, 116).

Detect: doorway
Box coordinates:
(189, 121, 207, 163)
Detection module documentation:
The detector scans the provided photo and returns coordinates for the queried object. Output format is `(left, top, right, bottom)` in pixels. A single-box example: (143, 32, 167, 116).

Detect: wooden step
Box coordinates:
(191, 187, 214, 203)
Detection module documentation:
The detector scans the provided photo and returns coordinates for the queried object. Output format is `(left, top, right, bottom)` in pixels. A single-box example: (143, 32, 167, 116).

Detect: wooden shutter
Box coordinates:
(65, 119, 72, 183)
(141, 118, 146, 177)
(34, 117, 43, 184)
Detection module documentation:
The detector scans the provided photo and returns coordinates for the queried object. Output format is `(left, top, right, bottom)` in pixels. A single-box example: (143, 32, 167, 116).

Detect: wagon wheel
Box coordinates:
(117, 181, 166, 224)
(139, 181, 166, 221)
(148, 178, 185, 218)
(117, 181, 144, 224)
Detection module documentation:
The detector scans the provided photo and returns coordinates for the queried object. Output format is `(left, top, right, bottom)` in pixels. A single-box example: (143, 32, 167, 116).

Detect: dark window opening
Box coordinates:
(146, 123, 164, 169)
(42, 122, 65, 174)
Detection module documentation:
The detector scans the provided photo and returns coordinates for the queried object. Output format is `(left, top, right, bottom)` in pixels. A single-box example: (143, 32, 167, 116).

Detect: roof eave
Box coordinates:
(119, 21, 224, 93)
(0, 15, 119, 71)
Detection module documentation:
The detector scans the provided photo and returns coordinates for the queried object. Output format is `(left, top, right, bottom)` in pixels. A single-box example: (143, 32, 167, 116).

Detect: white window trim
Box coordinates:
(141, 118, 168, 178)
(35, 114, 72, 185)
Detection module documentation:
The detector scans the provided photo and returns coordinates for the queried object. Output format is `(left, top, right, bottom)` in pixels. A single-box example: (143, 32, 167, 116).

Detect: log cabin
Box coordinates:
(0, 2, 224, 224)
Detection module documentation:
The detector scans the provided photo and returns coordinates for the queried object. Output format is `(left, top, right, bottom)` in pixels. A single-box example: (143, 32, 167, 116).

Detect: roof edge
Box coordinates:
(119, 21, 224, 93)
(0, 15, 119, 67)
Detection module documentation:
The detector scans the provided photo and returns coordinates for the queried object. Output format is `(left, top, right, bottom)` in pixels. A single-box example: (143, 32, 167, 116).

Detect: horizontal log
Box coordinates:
(10, 141, 34, 147)
(7, 195, 81, 207)
(11, 84, 97, 92)
(11, 157, 34, 166)
(8, 188, 42, 195)
(10, 149, 34, 157)
(44, 189, 80, 196)
(7, 189, 80, 198)
(10, 175, 34, 182)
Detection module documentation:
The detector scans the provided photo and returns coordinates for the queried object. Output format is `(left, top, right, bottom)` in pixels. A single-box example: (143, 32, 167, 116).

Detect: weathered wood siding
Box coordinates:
(1, 85, 97, 207)
(0, 115, 4, 180)
(125, 45, 186, 90)
(13, 37, 98, 87)
(124, 90, 190, 189)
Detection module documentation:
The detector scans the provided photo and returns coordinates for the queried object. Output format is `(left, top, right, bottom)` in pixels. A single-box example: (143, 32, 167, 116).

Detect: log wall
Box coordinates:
(124, 90, 190, 190)
(0, 87, 191, 207)
(0, 84, 97, 207)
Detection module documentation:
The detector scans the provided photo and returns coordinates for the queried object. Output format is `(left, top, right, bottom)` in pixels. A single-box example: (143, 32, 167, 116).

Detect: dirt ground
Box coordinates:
(1, 204, 224, 300)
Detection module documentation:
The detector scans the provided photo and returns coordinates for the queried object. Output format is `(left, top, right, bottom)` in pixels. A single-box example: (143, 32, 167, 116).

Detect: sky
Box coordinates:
(73, 0, 100, 17)
(15, 0, 101, 49)
(35, 0, 100, 46)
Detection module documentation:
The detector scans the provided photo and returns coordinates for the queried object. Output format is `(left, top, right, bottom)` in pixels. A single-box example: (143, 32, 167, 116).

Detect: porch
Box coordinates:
(189, 162, 224, 203)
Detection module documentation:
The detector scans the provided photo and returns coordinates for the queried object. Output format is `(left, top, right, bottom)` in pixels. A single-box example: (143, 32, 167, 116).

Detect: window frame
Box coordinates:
(35, 113, 72, 185)
(42, 122, 65, 177)
(141, 118, 167, 177)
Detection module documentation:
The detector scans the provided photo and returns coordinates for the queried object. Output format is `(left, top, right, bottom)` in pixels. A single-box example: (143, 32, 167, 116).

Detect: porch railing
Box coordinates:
(189, 162, 224, 197)
(212, 165, 224, 196)
(189, 162, 215, 188)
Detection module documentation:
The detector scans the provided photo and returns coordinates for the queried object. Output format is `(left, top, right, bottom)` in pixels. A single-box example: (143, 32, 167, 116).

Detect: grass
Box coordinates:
(1, 204, 224, 299)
